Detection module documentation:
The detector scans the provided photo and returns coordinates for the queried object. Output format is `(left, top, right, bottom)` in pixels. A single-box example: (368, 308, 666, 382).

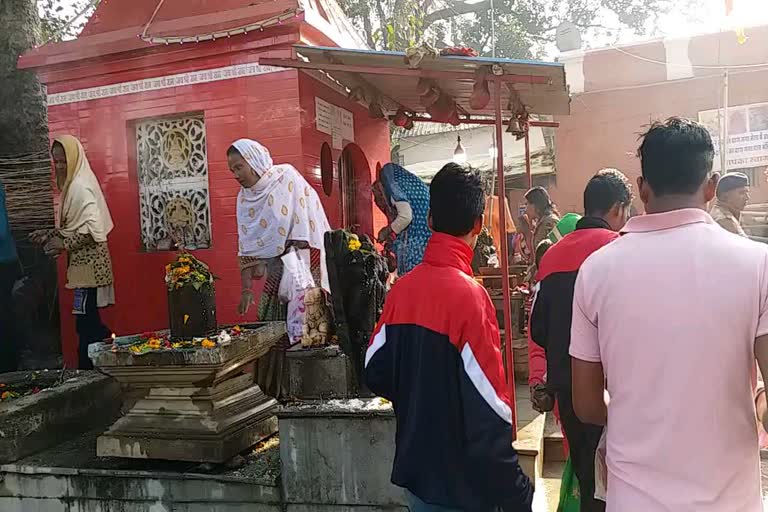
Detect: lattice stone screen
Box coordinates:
(136, 115, 212, 251)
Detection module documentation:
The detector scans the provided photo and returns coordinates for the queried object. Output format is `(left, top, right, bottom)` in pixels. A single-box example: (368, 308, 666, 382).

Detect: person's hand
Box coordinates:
(377, 225, 392, 244)
(30, 229, 50, 245)
(43, 236, 64, 257)
(238, 289, 255, 316)
(530, 383, 555, 414)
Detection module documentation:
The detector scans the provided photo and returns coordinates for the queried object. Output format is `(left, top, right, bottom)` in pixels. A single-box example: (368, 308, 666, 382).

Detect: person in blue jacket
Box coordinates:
(0, 181, 19, 372)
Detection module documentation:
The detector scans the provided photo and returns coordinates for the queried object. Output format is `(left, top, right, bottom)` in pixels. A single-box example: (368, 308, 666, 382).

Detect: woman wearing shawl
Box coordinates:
(228, 139, 331, 398)
(371, 163, 431, 275)
(31, 135, 114, 370)
(525, 186, 560, 249)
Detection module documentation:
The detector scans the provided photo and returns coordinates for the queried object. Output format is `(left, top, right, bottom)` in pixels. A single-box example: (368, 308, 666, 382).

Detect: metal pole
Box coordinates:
(490, 0, 496, 58)
(721, 69, 729, 174)
(524, 122, 532, 189)
(494, 77, 517, 435)
(396, 115, 559, 128)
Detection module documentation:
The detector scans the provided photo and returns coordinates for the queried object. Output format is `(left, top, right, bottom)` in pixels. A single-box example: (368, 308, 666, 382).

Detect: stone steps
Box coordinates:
(543, 411, 566, 463)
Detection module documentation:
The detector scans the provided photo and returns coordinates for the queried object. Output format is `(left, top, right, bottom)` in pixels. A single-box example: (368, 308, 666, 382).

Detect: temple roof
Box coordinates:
(19, 0, 365, 70)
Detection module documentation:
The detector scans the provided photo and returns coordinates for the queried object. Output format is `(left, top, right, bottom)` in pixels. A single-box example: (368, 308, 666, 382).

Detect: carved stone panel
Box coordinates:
(136, 115, 211, 251)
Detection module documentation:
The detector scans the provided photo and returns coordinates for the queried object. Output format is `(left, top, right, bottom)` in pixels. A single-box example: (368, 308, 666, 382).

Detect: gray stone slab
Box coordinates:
(89, 322, 286, 370)
(0, 461, 283, 511)
(0, 372, 121, 464)
(0, 472, 69, 498)
(0, 497, 73, 512)
(174, 505, 280, 512)
(284, 346, 355, 399)
(287, 506, 407, 512)
(97, 414, 278, 463)
(279, 399, 404, 507)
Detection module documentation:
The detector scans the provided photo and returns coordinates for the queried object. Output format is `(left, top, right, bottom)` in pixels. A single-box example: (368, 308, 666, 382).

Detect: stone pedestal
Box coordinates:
(90, 322, 286, 463)
(284, 345, 355, 400)
(279, 399, 406, 509)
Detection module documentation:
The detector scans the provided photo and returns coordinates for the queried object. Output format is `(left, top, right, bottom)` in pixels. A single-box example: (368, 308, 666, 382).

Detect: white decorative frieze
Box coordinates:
(48, 63, 283, 107)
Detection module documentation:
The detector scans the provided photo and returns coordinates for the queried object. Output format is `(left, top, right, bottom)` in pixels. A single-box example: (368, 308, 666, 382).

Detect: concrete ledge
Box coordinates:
(278, 398, 394, 418)
(0, 498, 281, 512)
(0, 372, 121, 464)
(0, 463, 282, 511)
(287, 506, 407, 511)
(279, 399, 404, 507)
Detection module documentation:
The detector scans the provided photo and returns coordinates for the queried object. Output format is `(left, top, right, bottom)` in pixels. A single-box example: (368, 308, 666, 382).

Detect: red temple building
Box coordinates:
(18, 0, 390, 366)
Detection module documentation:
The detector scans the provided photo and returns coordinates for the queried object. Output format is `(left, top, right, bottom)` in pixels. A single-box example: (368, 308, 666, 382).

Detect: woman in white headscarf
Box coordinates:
(228, 138, 331, 398)
(31, 135, 114, 370)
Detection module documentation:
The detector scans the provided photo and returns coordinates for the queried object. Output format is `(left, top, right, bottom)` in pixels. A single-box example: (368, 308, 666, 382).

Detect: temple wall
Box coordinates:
(45, 44, 389, 366)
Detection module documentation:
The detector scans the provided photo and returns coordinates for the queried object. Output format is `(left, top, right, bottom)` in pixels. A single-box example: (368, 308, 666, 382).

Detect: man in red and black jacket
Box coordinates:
(365, 163, 533, 512)
(530, 169, 632, 512)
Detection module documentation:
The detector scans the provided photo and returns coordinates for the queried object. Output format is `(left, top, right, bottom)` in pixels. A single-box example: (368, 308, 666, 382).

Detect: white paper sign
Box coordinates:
(699, 102, 768, 172)
(315, 97, 333, 135)
(315, 97, 354, 150)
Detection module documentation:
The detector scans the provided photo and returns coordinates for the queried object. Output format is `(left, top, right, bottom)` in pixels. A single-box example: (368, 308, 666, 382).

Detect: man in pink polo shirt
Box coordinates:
(570, 117, 768, 512)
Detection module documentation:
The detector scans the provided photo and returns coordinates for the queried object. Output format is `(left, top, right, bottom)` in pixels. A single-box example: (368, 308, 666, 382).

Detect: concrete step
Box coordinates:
(543, 411, 566, 463)
(533, 460, 566, 512)
(513, 384, 545, 480)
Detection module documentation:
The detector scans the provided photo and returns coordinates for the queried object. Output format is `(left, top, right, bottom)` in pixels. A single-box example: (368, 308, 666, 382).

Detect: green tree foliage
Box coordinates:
(337, 0, 681, 58)
(38, 0, 98, 43)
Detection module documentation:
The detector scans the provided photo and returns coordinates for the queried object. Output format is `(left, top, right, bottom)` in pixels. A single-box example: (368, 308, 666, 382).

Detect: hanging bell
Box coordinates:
(506, 117, 525, 140)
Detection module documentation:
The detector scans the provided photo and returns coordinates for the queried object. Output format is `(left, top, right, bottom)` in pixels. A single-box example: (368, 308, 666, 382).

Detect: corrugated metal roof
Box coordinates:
(263, 45, 570, 117)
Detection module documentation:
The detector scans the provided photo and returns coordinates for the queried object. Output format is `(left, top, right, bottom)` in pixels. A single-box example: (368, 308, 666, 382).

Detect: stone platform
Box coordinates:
(279, 398, 407, 510)
(0, 429, 282, 512)
(89, 322, 286, 463)
(0, 371, 121, 464)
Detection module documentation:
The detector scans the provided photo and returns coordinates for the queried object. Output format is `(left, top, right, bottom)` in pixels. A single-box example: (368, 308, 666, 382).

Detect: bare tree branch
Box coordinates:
(423, 0, 490, 29)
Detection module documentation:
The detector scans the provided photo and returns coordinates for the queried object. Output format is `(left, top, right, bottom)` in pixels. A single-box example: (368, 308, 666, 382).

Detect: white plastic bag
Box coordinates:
(278, 248, 314, 302)
(595, 429, 607, 502)
(595, 389, 610, 502)
(278, 248, 315, 345)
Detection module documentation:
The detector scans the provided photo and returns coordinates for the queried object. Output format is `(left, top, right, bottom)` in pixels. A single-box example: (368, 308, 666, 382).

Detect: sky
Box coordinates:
(640, 0, 768, 42)
(54, 0, 768, 49)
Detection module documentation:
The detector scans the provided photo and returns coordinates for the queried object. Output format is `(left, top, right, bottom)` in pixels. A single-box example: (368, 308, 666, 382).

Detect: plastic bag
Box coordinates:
(278, 248, 314, 302)
(279, 248, 315, 345)
(595, 429, 608, 502)
(557, 457, 580, 512)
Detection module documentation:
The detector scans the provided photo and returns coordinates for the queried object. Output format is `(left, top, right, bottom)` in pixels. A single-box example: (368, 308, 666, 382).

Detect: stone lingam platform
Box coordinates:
(89, 322, 286, 464)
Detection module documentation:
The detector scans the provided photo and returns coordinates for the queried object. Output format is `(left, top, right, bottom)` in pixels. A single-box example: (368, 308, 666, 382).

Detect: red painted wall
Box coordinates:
(47, 51, 389, 367)
(297, 73, 390, 238)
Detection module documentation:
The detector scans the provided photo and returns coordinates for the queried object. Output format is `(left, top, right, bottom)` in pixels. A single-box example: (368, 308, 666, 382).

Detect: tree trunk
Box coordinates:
(0, 0, 61, 369)
(0, 0, 49, 155)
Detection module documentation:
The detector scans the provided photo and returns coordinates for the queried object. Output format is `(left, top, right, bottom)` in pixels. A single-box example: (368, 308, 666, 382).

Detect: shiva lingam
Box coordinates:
(89, 253, 285, 463)
(90, 323, 283, 463)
